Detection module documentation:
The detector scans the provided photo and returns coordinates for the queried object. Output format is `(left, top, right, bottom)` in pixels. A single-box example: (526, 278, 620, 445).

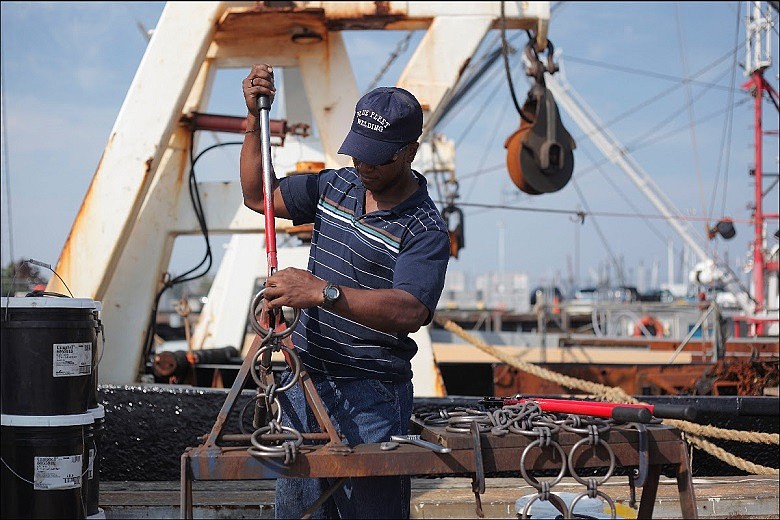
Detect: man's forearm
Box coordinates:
(239, 113, 273, 213)
(335, 287, 429, 334)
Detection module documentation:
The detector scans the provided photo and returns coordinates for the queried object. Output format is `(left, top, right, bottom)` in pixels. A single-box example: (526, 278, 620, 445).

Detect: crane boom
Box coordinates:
(542, 72, 755, 314)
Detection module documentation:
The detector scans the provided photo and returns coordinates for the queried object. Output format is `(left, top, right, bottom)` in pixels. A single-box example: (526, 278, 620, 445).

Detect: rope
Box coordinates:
(665, 419, 779, 445)
(433, 315, 780, 475)
(684, 435, 779, 476)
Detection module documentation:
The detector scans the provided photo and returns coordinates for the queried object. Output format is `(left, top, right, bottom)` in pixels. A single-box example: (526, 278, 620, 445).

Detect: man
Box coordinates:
(240, 64, 450, 519)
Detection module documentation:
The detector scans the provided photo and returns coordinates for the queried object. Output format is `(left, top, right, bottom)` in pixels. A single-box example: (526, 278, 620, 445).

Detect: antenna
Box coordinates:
(745, 1, 773, 75)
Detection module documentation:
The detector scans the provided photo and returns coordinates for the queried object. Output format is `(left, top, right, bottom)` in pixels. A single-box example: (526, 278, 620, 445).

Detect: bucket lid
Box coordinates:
(88, 405, 106, 420)
(1, 296, 100, 310)
(1, 412, 94, 427)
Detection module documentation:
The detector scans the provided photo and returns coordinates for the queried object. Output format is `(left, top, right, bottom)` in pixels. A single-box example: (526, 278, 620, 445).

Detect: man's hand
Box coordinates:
(264, 268, 325, 310)
(265, 268, 430, 333)
(243, 64, 276, 116)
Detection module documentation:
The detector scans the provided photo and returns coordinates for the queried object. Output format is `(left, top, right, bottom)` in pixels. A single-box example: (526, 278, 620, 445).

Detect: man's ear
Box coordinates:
(406, 142, 420, 163)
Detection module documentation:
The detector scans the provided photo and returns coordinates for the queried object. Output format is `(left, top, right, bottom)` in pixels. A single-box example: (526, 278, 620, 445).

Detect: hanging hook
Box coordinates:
(524, 39, 558, 85)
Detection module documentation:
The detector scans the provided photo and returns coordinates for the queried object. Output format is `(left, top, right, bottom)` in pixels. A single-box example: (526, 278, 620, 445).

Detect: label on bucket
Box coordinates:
(88, 448, 95, 479)
(52, 342, 92, 377)
(33, 454, 83, 490)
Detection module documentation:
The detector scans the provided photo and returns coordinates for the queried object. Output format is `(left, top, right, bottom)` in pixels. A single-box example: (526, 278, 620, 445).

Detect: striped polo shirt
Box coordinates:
(279, 167, 450, 382)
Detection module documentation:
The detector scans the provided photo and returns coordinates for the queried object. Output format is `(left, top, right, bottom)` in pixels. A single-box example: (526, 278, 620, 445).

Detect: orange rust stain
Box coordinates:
(49, 132, 118, 296)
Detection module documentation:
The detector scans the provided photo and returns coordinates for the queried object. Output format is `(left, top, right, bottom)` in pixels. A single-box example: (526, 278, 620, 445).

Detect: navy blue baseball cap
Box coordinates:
(338, 87, 423, 165)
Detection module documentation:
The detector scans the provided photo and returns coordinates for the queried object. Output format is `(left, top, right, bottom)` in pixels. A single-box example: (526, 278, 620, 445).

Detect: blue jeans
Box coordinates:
(274, 370, 414, 519)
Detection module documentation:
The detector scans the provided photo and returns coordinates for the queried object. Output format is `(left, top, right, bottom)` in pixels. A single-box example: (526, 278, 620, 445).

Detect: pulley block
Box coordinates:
(505, 85, 576, 195)
(441, 204, 465, 258)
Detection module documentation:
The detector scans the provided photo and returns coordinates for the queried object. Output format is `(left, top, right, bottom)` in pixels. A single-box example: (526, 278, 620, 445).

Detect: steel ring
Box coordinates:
(567, 437, 616, 486)
(250, 77, 256, 87)
(570, 490, 617, 520)
(519, 439, 567, 490)
(250, 343, 301, 391)
(249, 424, 303, 454)
(249, 288, 301, 339)
(519, 492, 569, 520)
(255, 394, 283, 424)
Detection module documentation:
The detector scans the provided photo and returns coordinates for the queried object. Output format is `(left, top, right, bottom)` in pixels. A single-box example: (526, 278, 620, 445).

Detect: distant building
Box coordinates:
(441, 270, 530, 313)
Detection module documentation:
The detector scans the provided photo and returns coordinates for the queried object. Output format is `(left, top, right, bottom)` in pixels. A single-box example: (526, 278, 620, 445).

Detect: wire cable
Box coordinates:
(1, 38, 15, 266)
(675, 4, 709, 230)
(141, 137, 243, 366)
(570, 177, 626, 285)
(500, 1, 533, 123)
(365, 31, 414, 93)
(570, 41, 747, 145)
(711, 2, 742, 220)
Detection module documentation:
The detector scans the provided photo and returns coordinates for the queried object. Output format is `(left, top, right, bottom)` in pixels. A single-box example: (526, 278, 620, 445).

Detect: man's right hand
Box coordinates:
(243, 64, 276, 116)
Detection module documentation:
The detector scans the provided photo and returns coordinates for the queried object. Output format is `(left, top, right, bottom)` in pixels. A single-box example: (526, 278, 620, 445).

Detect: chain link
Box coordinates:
(421, 399, 619, 519)
(246, 335, 305, 465)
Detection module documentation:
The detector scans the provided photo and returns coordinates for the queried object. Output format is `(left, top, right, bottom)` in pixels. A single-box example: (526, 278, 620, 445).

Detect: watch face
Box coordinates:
(325, 285, 340, 300)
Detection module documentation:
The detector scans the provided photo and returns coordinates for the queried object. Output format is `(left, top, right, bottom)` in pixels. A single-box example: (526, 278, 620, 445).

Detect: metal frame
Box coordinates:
(181, 342, 699, 519)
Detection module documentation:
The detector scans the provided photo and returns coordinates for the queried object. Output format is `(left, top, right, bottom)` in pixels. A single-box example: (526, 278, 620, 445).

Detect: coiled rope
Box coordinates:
(433, 315, 779, 475)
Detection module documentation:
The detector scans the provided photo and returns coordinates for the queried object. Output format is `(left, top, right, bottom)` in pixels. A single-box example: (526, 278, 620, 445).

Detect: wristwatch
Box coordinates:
(321, 282, 341, 310)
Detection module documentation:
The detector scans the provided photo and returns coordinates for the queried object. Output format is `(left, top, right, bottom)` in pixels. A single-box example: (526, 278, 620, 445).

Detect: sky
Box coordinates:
(1, 1, 778, 299)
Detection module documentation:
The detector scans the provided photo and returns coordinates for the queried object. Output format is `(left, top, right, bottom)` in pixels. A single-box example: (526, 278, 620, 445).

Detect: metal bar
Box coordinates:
(186, 438, 688, 480)
(219, 432, 333, 443)
(637, 464, 661, 519)
(297, 367, 344, 446)
(204, 335, 263, 447)
(676, 441, 699, 519)
(259, 95, 278, 274)
(751, 70, 766, 320)
(184, 112, 287, 137)
(300, 477, 348, 520)
(180, 451, 192, 520)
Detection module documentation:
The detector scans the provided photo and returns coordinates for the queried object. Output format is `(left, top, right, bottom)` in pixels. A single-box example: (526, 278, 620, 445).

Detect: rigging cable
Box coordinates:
(628, 69, 737, 147)
(580, 145, 669, 246)
(365, 31, 414, 94)
(436, 200, 759, 225)
(675, 4, 709, 231)
(499, 1, 533, 123)
(462, 94, 512, 204)
(711, 2, 742, 220)
(559, 55, 740, 93)
(455, 92, 749, 189)
(571, 41, 747, 145)
(0, 38, 14, 265)
(570, 177, 627, 285)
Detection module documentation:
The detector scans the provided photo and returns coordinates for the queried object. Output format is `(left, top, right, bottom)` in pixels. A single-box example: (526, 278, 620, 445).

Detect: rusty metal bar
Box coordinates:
(182, 112, 288, 137)
(185, 437, 688, 480)
(203, 335, 263, 447)
(180, 450, 193, 520)
(218, 432, 333, 443)
(676, 441, 699, 519)
(637, 463, 661, 519)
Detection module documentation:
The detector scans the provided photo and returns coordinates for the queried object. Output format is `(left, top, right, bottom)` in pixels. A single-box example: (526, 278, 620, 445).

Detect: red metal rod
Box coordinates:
(258, 96, 278, 273)
(500, 397, 696, 421)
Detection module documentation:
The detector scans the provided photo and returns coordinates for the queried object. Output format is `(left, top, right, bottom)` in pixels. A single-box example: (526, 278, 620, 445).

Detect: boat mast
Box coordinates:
(542, 73, 756, 314)
(743, 1, 777, 333)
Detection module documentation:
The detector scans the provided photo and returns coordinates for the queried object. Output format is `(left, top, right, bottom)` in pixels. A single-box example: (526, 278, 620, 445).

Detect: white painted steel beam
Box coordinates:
(49, 1, 549, 387)
(47, 2, 227, 300)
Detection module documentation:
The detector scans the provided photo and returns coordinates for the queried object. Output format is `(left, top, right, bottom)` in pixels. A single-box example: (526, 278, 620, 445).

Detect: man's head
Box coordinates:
(338, 87, 423, 166)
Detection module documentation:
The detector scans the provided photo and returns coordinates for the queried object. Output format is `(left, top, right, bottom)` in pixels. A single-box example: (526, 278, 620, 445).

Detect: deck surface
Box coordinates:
(99, 475, 779, 519)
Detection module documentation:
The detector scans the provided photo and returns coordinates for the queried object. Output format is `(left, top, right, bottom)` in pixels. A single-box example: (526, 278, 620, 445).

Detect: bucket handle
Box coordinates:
(95, 319, 106, 367)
